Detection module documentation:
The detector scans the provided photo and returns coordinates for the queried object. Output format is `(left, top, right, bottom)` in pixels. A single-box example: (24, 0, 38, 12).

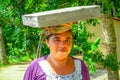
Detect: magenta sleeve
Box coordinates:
(81, 61, 90, 80)
(23, 57, 46, 80)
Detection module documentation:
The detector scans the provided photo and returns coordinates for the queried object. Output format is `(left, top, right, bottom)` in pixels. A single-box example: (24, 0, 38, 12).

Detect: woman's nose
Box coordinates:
(59, 41, 67, 47)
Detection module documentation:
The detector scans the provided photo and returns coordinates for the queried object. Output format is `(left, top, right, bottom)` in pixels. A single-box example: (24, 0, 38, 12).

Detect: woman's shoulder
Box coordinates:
(72, 56, 87, 67)
(72, 56, 90, 80)
(24, 56, 47, 80)
(29, 55, 48, 67)
(72, 56, 83, 62)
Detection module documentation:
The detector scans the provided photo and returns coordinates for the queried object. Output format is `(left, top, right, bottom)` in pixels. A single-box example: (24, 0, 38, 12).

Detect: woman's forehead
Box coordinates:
(51, 31, 72, 38)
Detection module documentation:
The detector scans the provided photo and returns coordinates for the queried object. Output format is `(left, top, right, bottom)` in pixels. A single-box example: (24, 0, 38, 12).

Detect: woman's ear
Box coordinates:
(46, 39, 49, 47)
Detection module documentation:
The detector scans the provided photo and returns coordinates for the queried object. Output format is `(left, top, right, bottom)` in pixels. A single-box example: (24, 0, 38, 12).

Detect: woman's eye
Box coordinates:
(54, 39, 60, 42)
(65, 40, 71, 43)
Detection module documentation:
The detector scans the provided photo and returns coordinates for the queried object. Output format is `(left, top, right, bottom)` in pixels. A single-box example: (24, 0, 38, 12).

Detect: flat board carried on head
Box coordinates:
(22, 5, 101, 28)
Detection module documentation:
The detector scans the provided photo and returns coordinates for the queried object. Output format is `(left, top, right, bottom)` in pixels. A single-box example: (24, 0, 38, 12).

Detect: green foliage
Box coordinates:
(0, 0, 47, 64)
(25, 27, 41, 59)
(104, 54, 119, 71)
(91, 51, 120, 71)
(41, 41, 50, 56)
(116, 8, 120, 17)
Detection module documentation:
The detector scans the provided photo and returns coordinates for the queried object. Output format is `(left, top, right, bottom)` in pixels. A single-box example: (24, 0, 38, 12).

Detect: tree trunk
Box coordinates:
(36, 32, 45, 58)
(112, 6, 117, 17)
(102, 13, 119, 80)
(0, 27, 8, 64)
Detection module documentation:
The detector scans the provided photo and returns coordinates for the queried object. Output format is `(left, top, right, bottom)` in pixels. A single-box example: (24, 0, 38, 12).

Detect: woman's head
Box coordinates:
(44, 23, 74, 60)
(45, 30, 73, 60)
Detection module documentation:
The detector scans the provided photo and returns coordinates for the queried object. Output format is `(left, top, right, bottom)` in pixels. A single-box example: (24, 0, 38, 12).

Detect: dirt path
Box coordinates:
(0, 62, 29, 80)
(0, 62, 108, 80)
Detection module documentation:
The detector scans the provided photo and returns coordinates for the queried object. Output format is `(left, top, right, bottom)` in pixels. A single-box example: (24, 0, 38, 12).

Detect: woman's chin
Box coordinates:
(57, 51, 66, 55)
(56, 52, 68, 59)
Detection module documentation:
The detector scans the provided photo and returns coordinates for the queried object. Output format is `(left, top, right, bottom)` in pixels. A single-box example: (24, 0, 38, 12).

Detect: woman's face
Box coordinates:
(46, 31, 73, 60)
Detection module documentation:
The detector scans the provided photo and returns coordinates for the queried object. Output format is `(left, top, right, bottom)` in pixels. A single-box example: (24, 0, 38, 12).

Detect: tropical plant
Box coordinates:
(0, 0, 48, 63)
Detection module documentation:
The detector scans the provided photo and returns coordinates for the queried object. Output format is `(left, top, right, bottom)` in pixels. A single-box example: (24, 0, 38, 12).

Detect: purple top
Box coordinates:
(24, 56, 90, 80)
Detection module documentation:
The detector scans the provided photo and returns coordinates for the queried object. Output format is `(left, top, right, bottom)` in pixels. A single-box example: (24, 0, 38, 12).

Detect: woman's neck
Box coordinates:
(46, 54, 74, 75)
(46, 54, 71, 67)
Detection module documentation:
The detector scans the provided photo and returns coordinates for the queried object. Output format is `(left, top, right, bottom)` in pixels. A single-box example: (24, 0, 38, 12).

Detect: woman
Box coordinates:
(24, 23, 90, 80)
